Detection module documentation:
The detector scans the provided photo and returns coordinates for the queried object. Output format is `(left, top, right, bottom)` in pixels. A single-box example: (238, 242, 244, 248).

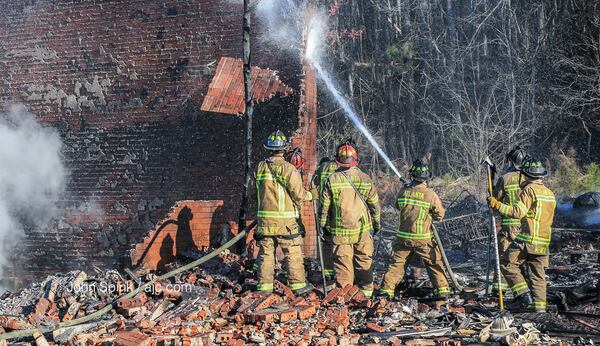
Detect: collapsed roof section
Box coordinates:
(200, 57, 294, 115)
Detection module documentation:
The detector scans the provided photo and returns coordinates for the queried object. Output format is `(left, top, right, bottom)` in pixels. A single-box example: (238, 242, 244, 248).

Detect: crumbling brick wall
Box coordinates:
(0, 0, 317, 287)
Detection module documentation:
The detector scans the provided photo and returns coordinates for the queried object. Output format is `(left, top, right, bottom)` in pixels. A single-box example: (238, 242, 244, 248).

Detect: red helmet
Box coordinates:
(335, 142, 359, 167)
(284, 148, 305, 170)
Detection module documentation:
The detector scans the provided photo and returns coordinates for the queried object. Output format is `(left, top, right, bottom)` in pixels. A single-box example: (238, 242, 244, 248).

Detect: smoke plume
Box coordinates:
(226, 0, 328, 60)
(0, 105, 66, 293)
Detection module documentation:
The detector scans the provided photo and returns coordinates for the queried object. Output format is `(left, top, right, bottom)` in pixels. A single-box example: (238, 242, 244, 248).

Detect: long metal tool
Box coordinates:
(313, 199, 328, 296)
(482, 156, 504, 310)
(485, 219, 493, 295)
(310, 172, 329, 296)
(431, 224, 463, 292)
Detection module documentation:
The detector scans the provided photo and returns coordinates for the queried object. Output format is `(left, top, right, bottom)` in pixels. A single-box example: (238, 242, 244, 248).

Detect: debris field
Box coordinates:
(1, 241, 600, 346)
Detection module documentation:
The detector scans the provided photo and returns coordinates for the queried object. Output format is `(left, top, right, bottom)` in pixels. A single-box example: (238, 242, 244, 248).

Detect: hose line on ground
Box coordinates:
(0, 221, 257, 341)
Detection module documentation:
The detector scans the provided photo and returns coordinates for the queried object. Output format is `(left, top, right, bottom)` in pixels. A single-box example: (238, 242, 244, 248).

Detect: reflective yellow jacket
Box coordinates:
(313, 160, 338, 193)
(395, 182, 445, 243)
(496, 180, 556, 255)
(493, 170, 523, 228)
(319, 166, 381, 244)
(255, 155, 314, 236)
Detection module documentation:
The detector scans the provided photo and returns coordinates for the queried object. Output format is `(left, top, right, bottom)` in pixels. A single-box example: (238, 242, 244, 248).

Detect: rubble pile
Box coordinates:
(1, 221, 600, 346)
(0, 250, 585, 346)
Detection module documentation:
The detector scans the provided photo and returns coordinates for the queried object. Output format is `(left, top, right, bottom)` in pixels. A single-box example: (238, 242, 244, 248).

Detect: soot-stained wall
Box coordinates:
(0, 0, 312, 287)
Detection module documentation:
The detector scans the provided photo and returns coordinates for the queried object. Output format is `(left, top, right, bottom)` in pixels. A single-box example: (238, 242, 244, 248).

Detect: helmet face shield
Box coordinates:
(264, 130, 290, 151)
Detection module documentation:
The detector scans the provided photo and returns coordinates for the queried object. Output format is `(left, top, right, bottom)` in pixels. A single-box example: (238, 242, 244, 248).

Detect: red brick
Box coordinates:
(27, 298, 51, 325)
(350, 291, 367, 305)
(215, 333, 234, 343)
(245, 312, 276, 324)
(322, 287, 341, 305)
(366, 322, 385, 333)
(117, 293, 148, 309)
(0, 316, 31, 330)
(290, 297, 307, 306)
(114, 330, 151, 346)
(389, 336, 402, 346)
(343, 286, 359, 301)
(274, 280, 296, 300)
(297, 305, 317, 320)
(252, 294, 279, 312)
(279, 309, 298, 322)
(449, 306, 465, 314)
(226, 339, 246, 346)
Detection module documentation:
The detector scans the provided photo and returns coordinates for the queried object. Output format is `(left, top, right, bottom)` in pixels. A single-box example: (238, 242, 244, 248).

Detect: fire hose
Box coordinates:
(431, 224, 464, 292)
(0, 221, 258, 342)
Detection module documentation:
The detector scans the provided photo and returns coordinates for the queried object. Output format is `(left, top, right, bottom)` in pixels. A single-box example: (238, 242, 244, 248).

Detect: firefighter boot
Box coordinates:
(293, 282, 315, 296)
(430, 288, 451, 301)
(374, 289, 393, 299)
(508, 292, 533, 311)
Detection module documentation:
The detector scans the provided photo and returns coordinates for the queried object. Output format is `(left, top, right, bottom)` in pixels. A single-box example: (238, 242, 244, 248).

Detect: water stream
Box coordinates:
(310, 61, 405, 181)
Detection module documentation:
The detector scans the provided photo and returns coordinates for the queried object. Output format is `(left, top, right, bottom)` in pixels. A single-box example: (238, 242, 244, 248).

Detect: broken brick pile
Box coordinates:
(0, 257, 572, 346)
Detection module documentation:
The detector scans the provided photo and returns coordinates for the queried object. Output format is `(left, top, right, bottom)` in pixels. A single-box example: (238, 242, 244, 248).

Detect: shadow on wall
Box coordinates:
(134, 206, 198, 269)
(129, 200, 226, 271)
(175, 206, 198, 259)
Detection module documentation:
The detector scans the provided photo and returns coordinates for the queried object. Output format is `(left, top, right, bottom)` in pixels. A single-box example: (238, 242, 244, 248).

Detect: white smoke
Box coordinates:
(0, 105, 66, 293)
(304, 8, 328, 64)
(255, 0, 302, 51)
(225, 0, 328, 59)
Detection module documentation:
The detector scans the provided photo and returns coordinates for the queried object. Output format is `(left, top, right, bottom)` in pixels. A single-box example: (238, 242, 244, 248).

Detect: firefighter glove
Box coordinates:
(487, 196, 501, 210)
(309, 188, 319, 201)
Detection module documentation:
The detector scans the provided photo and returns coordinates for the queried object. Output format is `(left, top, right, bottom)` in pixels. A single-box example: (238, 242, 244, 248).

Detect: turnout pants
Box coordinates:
(500, 241, 549, 311)
(322, 237, 335, 280)
(256, 235, 307, 292)
(330, 231, 374, 297)
(381, 239, 450, 296)
(493, 225, 521, 291)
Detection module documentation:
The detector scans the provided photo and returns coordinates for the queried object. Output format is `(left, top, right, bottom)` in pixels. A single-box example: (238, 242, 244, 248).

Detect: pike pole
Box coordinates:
(311, 175, 328, 296)
(482, 156, 504, 310)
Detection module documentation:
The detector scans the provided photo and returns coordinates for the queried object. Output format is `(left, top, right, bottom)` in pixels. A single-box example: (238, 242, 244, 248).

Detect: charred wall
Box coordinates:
(0, 0, 312, 287)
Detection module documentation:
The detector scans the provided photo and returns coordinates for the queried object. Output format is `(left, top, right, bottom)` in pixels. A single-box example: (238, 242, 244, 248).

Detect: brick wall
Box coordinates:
(292, 63, 318, 257)
(130, 200, 226, 271)
(0, 0, 317, 287)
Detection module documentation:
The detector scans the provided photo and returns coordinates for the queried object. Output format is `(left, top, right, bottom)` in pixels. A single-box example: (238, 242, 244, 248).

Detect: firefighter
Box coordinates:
(319, 140, 381, 298)
(488, 158, 556, 312)
(284, 147, 306, 171)
(377, 160, 450, 300)
(491, 146, 530, 293)
(312, 155, 341, 282)
(279, 147, 307, 280)
(255, 131, 318, 295)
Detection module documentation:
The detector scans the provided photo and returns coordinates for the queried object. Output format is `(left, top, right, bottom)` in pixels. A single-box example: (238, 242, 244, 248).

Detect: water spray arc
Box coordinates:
(309, 61, 408, 184)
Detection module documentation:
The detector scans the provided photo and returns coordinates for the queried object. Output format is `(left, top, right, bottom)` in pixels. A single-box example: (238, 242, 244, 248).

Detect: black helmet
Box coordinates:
(409, 159, 432, 182)
(506, 146, 529, 169)
(520, 157, 548, 178)
(264, 130, 290, 151)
